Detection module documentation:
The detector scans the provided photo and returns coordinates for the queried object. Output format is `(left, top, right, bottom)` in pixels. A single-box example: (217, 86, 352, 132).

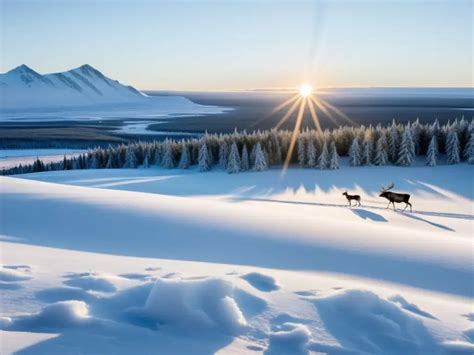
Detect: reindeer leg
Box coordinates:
(407, 202, 412, 212)
(386, 201, 391, 209)
(358, 200, 361, 207)
(392, 202, 396, 211)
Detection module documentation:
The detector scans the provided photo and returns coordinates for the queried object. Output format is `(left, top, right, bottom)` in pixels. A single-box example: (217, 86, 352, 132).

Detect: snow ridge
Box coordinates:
(0, 64, 147, 109)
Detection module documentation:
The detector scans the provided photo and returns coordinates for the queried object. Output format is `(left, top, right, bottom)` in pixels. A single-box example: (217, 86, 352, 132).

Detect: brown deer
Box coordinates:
(343, 191, 361, 207)
(379, 183, 412, 212)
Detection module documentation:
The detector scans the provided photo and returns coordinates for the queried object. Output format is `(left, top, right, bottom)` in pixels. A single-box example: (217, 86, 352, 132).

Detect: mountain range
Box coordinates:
(0, 64, 147, 109)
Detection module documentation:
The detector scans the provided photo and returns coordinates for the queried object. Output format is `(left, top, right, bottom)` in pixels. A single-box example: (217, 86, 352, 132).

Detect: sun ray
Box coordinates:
(271, 94, 300, 114)
(310, 96, 340, 127)
(318, 99, 354, 125)
(250, 94, 300, 129)
(307, 97, 322, 132)
(282, 98, 306, 173)
(275, 97, 302, 130)
(310, 96, 329, 116)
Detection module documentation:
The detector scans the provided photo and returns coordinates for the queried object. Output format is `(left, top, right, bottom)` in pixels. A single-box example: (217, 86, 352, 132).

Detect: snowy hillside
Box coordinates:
(0, 64, 146, 109)
(0, 165, 473, 354)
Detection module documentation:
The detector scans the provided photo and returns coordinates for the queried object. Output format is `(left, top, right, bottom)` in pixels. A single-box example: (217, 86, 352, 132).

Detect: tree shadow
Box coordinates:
(350, 208, 387, 222)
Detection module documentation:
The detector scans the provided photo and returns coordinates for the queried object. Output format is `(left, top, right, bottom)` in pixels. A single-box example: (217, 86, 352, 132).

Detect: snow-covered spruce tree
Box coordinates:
(198, 141, 211, 172)
(328, 141, 339, 169)
(89, 153, 100, 169)
(250, 143, 257, 166)
(466, 132, 474, 164)
(60, 155, 69, 170)
(430, 119, 441, 142)
(426, 135, 438, 167)
(227, 142, 241, 174)
(349, 138, 361, 166)
(411, 118, 422, 155)
(142, 155, 149, 168)
(241, 144, 250, 171)
(297, 136, 306, 167)
(178, 141, 190, 169)
(142, 150, 150, 168)
(446, 130, 461, 164)
(161, 140, 175, 169)
(72, 158, 80, 170)
(123, 146, 137, 168)
(153, 146, 162, 166)
(253, 142, 268, 171)
(105, 154, 114, 169)
(374, 136, 388, 166)
(218, 141, 229, 169)
(307, 141, 317, 168)
(362, 138, 373, 166)
(396, 127, 415, 167)
(388, 121, 399, 163)
(32, 158, 45, 172)
(270, 129, 282, 164)
(318, 141, 329, 169)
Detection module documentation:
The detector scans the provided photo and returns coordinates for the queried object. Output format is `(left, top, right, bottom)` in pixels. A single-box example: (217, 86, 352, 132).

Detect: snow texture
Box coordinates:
(144, 277, 247, 333)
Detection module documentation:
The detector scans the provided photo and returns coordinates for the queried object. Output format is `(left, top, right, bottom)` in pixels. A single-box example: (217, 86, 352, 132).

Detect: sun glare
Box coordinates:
(299, 84, 313, 97)
(261, 82, 354, 174)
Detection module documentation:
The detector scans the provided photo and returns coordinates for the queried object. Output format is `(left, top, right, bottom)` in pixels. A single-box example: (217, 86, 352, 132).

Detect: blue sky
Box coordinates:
(1, 0, 472, 90)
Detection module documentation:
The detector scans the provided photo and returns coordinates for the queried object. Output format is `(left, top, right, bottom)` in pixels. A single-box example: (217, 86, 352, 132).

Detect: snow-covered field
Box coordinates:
(0, 165, 473, 354)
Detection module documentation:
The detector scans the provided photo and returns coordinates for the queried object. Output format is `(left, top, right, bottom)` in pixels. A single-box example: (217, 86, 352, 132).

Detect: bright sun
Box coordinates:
(299, 84, 313, 98)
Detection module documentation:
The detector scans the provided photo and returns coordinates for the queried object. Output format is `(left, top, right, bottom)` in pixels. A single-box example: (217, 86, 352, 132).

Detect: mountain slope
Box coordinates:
(0, 64, 147, 109)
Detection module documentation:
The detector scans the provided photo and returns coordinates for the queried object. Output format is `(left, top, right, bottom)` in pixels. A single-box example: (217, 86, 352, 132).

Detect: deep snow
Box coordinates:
(0, 164, 473, 354)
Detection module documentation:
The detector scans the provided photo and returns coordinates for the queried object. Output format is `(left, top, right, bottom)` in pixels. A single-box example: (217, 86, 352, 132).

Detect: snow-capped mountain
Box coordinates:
(0, 64, 147, 109)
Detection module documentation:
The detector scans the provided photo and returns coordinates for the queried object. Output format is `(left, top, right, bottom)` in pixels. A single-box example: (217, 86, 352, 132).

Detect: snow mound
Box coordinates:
(144, 277, 247, 333)
(314, 289, 439, 353)
(0, 266, 31, 282)
(241, 272, 280, 292)
(2, 301, 89, 331)
(389, 294, 437, 319)
(63, 273, 119, 292)
(265, 322, 312, 355)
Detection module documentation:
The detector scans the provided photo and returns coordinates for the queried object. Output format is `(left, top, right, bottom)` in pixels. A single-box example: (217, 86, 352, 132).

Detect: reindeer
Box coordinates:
(343, 191, 361, 207)
(379, 183, 412, 212)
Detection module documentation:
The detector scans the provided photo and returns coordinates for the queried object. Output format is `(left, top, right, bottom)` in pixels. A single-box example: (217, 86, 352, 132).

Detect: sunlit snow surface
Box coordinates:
(0, 165, 473, 354)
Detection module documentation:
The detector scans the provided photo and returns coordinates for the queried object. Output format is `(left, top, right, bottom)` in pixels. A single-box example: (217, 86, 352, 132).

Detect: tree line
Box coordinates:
(3, 117, 473, 176)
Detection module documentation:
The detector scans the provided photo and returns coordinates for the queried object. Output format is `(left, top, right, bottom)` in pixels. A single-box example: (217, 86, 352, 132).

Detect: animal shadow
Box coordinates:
(351, 208, 387, 222)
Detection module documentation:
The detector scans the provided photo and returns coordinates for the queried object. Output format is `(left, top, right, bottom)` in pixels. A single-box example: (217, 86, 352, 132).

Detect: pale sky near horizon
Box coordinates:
(1, 0, 472, 91)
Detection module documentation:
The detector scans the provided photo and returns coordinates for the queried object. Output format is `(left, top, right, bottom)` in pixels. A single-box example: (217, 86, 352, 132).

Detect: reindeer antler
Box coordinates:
(381, 182, 395, 192)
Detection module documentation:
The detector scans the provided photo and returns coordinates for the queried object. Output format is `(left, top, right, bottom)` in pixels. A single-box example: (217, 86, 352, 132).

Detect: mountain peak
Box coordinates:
(79, 64, 94, 70)
(7, 64, 38, 75)
(68, 64, 106, 80)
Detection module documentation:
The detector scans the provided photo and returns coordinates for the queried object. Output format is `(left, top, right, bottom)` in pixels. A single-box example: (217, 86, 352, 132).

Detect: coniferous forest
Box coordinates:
(3, 118, 474, 176)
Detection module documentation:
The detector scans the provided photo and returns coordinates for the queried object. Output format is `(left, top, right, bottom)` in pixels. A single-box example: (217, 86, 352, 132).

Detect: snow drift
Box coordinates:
(266, 322, 312, 355)
(144, 277, 247, 334)
(314, 289, 440, 353)
(2, 301, 90, 331)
